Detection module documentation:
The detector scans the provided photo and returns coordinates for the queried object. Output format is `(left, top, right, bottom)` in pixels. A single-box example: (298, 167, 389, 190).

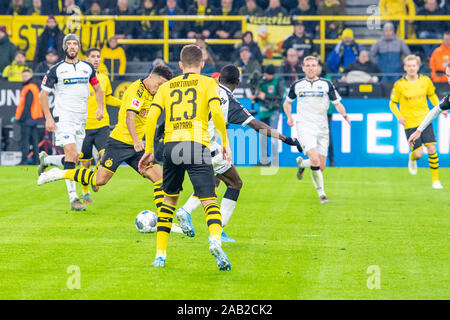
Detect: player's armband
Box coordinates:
(90, 76, 99, 86)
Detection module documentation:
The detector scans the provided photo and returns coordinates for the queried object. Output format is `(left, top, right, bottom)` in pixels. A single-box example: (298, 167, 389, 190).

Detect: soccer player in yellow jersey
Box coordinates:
(390, 55, 446, 189)
(79, 48, 122, 204)
(38, 65, 174, 212)
(138, 45, 232, 270)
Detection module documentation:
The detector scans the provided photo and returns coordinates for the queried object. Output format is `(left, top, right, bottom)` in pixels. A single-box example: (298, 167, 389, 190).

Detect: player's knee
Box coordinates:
(65, 151, 78, 163)
(229, 177, 243, 190)
(413, 149, 423, 159)
(427, 145, 436, 154)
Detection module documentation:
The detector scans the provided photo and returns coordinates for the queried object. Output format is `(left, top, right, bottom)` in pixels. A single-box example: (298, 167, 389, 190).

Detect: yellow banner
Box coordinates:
(246, 15, 294, 60)
(6, 15, 115, 60)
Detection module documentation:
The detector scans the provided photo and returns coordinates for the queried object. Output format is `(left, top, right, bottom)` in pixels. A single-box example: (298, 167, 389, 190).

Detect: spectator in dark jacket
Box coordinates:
(41, 0, 60, 14)
(340, 50, 380, 83)
(28, 0, 42, 15)
(415, 0, 446, 57)
(264, 0, 288, 16)
(7, 0, 29, 15)
(0, 1, 9, 14)
(289, 0, 318, 37)
(236, 46, 262, 80)
(84, 1, 104, 15)
(281, 21, 315, 61)
(15, 69, 43, 165)
(159, 0, 185, 38)
(238, 0, 264, 16)
(33, 15, 65, 68)
(280, 47, 302, 87)
(82, 0, 116, 14)
(214, 0, 240, 60)
(186, 0, 218, 39)
(0, 25, 16, 74)
(233, 31, 263, 63)
(111, 0, 139, 60)
(137, 0, 161, 60)
(34, 49, 59, 82)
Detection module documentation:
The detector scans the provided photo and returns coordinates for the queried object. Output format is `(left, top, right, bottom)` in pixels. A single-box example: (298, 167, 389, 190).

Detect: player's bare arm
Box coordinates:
(92, 82, 104, 120)
(334, 102, 351, 125)
(39, 90, 55, 132)
(283, 99, 294, 127)
(126, 110, 144, 152)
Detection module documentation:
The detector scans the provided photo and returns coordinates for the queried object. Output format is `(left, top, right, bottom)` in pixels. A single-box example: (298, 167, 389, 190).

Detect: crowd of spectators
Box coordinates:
(0, 0, 449, 85)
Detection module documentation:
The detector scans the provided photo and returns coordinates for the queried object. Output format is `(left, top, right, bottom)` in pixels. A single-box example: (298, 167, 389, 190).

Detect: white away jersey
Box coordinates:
(41, 60, 98, 116)
(286, 77, 341, 129)
(209, 84, 255, 145)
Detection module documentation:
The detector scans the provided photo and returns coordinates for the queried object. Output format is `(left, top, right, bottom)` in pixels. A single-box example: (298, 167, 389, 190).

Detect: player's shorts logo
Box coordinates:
(105, 159, 113, 168)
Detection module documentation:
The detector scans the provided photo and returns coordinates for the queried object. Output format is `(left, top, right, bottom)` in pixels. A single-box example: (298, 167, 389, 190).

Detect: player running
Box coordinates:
(408, 65, 450, 160)
(38, 65, 173, 214)
(138, 45, 232, 270)
(390, 54, 445, 189)
(38, 47, 122, 206)
(283, 56, 350, 204)
(175, 64, 302, 242)
(39, 34, 104, 211)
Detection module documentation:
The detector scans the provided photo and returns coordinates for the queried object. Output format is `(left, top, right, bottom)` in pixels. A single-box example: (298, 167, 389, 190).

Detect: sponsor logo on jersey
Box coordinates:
(243, 108, 251, 116)
(298, 91, 324, 97)
(42, 75, 47, 84)
(63, 77, 89, 85)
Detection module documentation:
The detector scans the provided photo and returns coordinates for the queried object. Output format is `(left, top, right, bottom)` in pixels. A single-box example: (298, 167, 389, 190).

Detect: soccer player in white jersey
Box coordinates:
(283, 56, 351, 203)
(39, 34, 104, 211)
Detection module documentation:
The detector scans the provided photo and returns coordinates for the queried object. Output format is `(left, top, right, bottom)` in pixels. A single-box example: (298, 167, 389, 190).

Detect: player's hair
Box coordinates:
(219, 64, 240, 85)
(180, 44, 203, 67)
(86, 47, 100, 57)
(151, 64, 173, 81)
(303, 56, 318, 64)
(403, 54, 421, 65)
(21, 68, 32, 74)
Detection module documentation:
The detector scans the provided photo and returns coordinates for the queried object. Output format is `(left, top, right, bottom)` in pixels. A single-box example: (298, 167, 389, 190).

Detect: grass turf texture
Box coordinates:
(0, 166, 449, 300)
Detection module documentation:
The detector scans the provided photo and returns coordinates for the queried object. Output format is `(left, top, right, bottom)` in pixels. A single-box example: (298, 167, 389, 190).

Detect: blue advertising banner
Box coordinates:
(231, 98, 450, 168)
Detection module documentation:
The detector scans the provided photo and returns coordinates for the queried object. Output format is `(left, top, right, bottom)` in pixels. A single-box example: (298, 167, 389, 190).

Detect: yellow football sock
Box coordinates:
(63, 168, 97, 186)
(81, 184, 89, 195)
(428, 152, 439, 182)
(204, 202, 222, 242)
(156, 202, 176, 257)
(153, 179, 164, 211)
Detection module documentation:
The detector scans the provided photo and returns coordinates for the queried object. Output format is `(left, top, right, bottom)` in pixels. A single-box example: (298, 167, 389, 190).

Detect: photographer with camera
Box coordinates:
(251, 64, 285, 166)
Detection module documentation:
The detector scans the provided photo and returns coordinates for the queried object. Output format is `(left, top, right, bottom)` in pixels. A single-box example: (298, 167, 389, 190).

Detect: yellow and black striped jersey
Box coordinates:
(110, 79, 154, 145)
(390, 75, 440, 129)
(144, 73, 228, 153)
(86, 72, 112, 130)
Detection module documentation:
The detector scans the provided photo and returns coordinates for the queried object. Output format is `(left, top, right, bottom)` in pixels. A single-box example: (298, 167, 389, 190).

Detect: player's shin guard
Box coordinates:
(221, 188, 240, 228)
(311, 166, 325, 197)
(63, 167, 97, 186)
(153, 179, 164, 211)
(428, 152, 439, 182)
(204, 202, 222, 243)
(156, 202, 176, 258)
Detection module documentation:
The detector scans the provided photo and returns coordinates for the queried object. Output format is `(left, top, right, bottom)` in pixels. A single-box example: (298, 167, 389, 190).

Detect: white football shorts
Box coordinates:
(296, 123, 329, 156)
(54, 113, 86, 153)
(210, 142, 232, 175)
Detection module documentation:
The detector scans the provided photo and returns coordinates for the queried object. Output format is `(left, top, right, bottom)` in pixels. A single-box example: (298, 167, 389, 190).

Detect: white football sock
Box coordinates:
(311, 169, 325, 197)
(301, 159, 311, 168)
(45, 155, 65, 167)
(182, 194, 201, 214)
(65, 179, 78, 202)
(220, 198, 237, 228)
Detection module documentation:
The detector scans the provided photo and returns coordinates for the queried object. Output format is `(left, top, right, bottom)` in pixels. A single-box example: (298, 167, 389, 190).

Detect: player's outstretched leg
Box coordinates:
(176, 194, 199, 237)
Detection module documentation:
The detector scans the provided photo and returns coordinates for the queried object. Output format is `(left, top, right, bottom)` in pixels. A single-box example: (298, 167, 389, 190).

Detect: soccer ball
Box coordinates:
(135, 210, 158, 233)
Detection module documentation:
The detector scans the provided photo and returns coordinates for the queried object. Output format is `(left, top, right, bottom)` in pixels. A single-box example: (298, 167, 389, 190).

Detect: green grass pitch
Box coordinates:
(0, 166, 449, 300)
